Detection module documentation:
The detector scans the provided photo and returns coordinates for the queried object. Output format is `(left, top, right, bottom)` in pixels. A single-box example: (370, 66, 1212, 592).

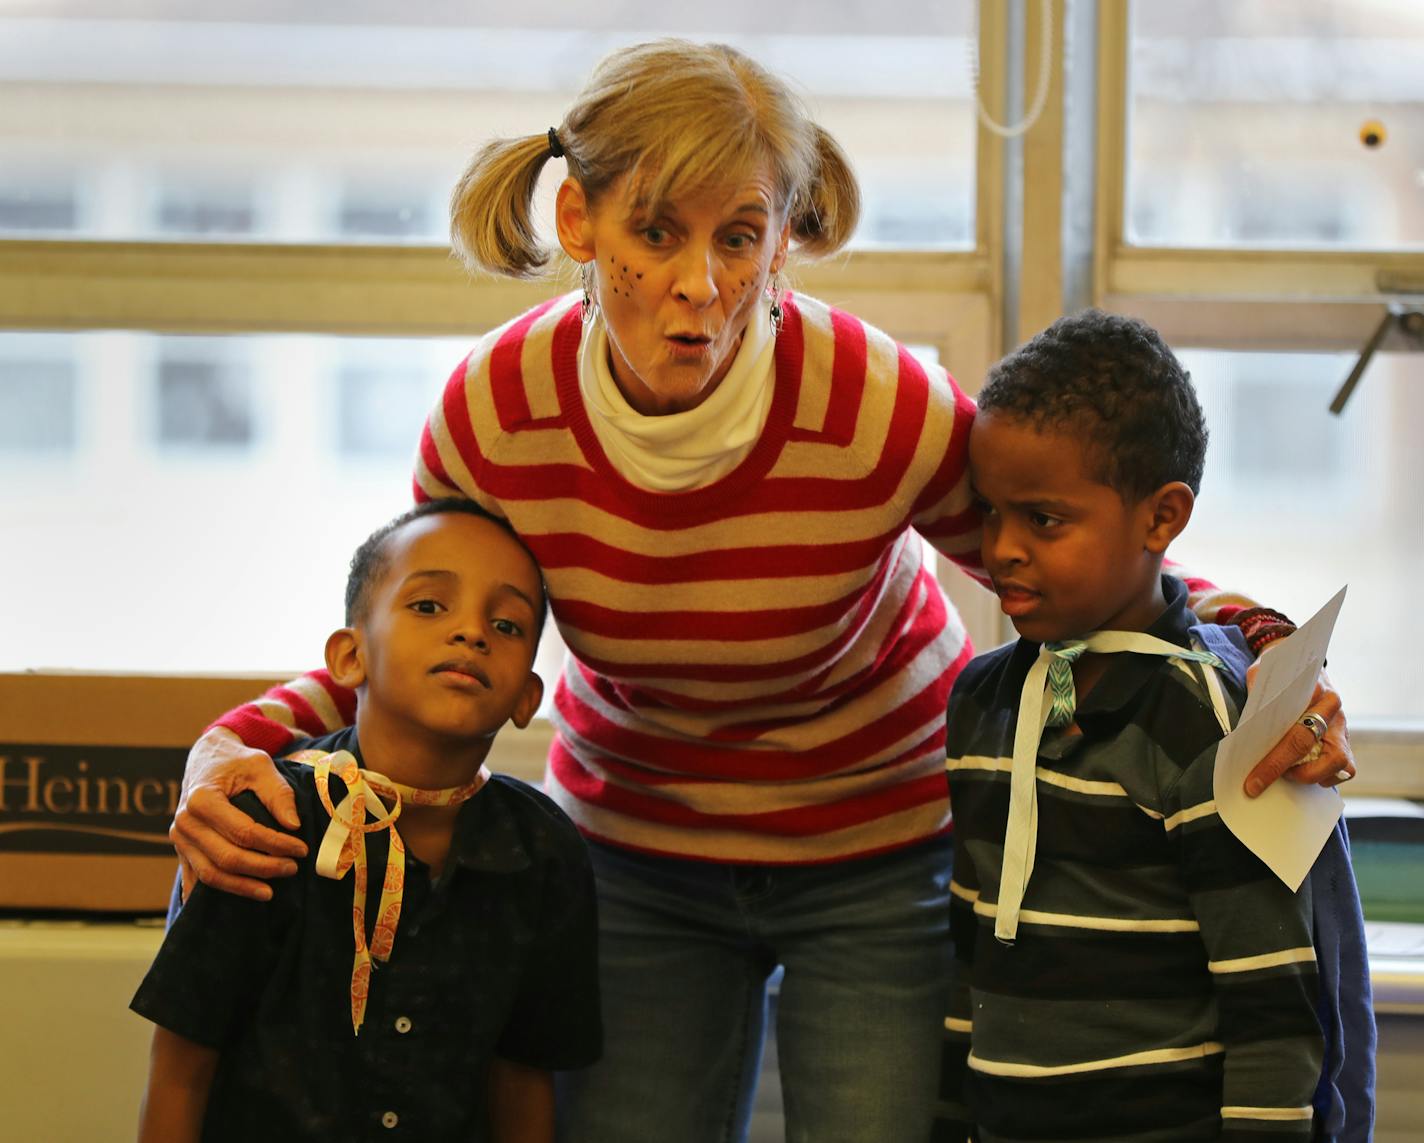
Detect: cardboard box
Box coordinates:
(0, 672, 285, 912)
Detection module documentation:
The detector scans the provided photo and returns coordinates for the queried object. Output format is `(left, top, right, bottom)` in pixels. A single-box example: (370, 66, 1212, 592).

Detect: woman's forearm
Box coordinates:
(209, 669, 357, 751)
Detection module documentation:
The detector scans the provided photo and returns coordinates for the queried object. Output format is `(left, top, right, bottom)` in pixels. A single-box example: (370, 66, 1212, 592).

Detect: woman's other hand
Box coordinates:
(169, 728, 307, 901)
(1243, 667, 1356, 797)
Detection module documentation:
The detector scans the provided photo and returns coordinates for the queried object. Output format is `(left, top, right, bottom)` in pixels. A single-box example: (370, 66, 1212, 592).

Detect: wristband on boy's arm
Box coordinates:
(1171, 569, 1255, 627)
(1227, 606, 1298, 658)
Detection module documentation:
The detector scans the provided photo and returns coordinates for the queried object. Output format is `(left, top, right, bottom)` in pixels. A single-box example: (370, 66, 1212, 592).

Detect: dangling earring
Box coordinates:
(580, 261, 597, 325)
(767, 274, 785, 335)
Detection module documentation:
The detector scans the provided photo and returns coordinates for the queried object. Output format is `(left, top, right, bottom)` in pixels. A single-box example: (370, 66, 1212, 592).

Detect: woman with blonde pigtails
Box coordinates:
(166, 38, 1356, 1142)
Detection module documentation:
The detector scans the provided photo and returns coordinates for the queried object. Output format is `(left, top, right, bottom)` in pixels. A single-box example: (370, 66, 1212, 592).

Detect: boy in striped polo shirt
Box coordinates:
(938, 311, 1354, 1141)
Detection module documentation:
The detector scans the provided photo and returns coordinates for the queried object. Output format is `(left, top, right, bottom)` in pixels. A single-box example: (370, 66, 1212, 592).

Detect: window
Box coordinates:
(335, 347, 442, 458)
(0, 2, 1005, 684)
(334, 182, 441, 243)
(0, 330, 466, 676)
(154, 180, 257, 237)
(1125, 0, 1424, 250)
(0, 345, 77, 453)
(154, 343, 254, 448)
(0, 177, 78, 234)
(0, 4, 982, 250)
(1181, 348, 1409, 720)
(1093, 0, 1424, 733)
(1208, 358, 1354, 490)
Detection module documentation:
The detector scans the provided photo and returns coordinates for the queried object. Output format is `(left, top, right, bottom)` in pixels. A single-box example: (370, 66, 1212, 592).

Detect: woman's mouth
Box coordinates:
(666, 333, 713, 358)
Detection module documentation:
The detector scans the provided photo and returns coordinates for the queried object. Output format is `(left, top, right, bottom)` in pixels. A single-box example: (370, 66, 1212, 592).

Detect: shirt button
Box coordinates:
(394, 1016, 413, 1034)
(381, 1110, 399, 1129)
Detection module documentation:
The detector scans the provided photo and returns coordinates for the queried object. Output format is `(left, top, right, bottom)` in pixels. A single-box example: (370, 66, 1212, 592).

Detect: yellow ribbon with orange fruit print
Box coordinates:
(287, 748, 490, 1034)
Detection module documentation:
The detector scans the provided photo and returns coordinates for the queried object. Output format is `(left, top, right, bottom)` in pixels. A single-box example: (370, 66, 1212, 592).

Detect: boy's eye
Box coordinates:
(1029, 511, 1062, 529)
(409, 599, 444, 615)
(641, 225, 669, 246)
(971, 495, 995, 517)
(492, 617, 525, 638)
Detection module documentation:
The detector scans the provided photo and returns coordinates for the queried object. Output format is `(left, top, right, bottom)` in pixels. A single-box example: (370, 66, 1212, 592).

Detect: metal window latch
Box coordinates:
(1331, 299, 1424, 415)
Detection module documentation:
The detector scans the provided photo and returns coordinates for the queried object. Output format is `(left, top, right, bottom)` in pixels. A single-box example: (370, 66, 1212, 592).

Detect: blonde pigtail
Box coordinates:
(789, 124, 861, 260)
(450, 132, 565, 280)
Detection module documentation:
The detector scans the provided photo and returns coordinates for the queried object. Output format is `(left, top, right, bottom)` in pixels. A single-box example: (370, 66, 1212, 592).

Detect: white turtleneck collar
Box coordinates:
(577, 302, 776, 492)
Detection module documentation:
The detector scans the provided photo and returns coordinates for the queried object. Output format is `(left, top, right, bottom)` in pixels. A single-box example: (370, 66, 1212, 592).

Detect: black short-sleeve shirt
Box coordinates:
(131, 728, 601, 1142)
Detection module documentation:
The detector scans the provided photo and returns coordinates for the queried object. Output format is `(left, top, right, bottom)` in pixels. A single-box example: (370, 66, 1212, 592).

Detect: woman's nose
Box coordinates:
(673, 244, 717, 307)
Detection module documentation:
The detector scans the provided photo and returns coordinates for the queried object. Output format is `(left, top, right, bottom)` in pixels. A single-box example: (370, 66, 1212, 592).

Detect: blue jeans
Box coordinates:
(557, 835, 954, 1143)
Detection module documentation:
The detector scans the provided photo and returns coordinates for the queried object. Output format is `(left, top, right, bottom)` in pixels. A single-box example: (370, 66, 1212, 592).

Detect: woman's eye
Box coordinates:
(724, 231, 756, 251)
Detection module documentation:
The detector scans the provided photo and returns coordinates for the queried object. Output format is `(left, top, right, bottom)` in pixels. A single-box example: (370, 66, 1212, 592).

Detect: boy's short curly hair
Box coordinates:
(345, 498, 548, 635)
(976, 309, 1208, 500)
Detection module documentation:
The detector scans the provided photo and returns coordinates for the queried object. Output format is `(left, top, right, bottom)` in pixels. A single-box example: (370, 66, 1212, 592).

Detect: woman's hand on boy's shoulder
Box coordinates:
(170, 727, 308, 902)
(1243, 666, 1355, 797)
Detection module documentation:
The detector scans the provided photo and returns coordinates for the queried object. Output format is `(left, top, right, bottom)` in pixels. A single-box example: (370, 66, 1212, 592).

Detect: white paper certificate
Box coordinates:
(1212, 586, 1348, 891)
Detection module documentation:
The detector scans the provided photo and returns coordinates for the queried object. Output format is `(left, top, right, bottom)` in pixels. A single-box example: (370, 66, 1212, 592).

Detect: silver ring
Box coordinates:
(1299, 712, 1328, 742)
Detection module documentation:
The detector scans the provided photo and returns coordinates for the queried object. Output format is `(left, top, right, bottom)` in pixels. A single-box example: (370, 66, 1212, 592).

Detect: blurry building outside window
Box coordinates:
(0, 3, 977, 249)
(336, 362, 435, 458)
(0, 176, 78, 233)
(335, 183, 440, 242)
(154, 180, 258, 238)
(0, 356, 77, 453)
(0, 330, 490, 676)
(1127, 0, 1424, 249)
(1110, 1, 1424, 724)
(0, 2, 984, 697)
(155, 345, 254, 449)
(1182, 348, 1413, 720)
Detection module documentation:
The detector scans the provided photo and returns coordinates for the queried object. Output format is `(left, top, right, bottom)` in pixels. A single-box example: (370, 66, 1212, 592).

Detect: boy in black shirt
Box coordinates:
(133, 499, 601, 1142)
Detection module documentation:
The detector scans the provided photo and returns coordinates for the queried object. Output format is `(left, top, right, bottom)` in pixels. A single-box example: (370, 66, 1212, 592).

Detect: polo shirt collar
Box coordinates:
(1012, 574, 1194, 755)
(1073, 574, 1194, 719)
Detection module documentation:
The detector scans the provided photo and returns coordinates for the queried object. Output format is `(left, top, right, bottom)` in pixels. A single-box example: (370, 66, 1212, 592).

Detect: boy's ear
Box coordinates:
(509, 672, 545, 731)
(554, 178, 596, 263)
(1142, 481, 1195, 554)
(324, 627, 367, 690)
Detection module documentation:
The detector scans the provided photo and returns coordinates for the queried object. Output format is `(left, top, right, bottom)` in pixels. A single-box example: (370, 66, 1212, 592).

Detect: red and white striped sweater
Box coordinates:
(218, 293, 1232, 863)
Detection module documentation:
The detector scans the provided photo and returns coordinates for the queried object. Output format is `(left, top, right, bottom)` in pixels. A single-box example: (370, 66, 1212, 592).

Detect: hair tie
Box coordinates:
(547, 128, 565, 159)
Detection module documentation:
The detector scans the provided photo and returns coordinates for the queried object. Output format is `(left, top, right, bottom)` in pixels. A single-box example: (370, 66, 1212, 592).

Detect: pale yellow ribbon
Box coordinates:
(287, 748, 490, 1034)
(995, 632, 1231, 944)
